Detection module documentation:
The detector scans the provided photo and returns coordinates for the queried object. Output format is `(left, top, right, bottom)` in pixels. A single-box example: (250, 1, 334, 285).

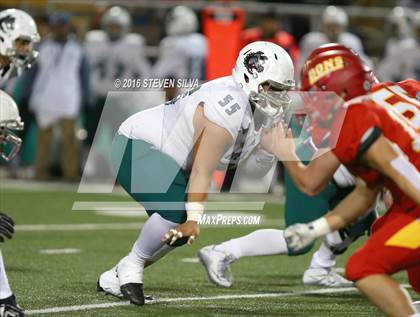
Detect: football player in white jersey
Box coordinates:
(0, 8, 39, 317)
(153, 5, 207, 100)
(378, 8, 419, 81)
(297, 6, 370, 73)
(84, 6, 151, 145)
(97, 41, 295, 305)
(0, 9, 39, 87)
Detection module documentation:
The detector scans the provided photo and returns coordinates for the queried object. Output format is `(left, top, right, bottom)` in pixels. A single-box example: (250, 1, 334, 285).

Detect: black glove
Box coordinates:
(0, 212, 15, 243)
(0, 304, 25, 317)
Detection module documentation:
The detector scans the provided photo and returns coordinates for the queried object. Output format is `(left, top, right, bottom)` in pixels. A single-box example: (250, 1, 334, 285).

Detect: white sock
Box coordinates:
(214, 229, 288, 260)
(409, 314, 420, 317)
(0, 251, 12, 300)
(309, 240, 336, 269)
(130, 213, 178, 261)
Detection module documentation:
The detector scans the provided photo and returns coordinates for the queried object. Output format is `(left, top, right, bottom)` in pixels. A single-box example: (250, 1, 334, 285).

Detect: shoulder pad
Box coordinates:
(124, 33, 145, 47)
(85, 30, 107, 42)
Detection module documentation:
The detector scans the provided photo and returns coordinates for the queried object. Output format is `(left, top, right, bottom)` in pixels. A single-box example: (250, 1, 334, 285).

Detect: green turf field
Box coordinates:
(0, 187, 416, 316)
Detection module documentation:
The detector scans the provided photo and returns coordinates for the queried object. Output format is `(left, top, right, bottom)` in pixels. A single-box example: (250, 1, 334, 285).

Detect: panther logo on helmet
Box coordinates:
(243, 51, 268, 77)
(0, 15, 15, 40)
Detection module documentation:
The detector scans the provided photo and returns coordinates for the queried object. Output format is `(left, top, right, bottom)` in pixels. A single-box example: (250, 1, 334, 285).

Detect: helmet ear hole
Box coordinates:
(244, 73, 249, 83)
(274, 53, 278, 60)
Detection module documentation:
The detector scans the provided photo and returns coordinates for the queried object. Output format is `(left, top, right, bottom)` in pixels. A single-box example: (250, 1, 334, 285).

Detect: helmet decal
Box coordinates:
(243, 50, 268, 77)
(308, 56, 344, 85)
(0, 15, 15, 41)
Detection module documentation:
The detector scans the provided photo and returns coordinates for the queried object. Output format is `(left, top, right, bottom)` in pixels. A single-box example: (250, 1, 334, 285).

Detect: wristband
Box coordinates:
(185, 202, 205, 222)
(309, 217, 331, 237)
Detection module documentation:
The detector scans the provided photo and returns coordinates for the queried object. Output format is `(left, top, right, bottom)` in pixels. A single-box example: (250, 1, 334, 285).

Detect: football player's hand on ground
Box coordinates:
(0, 212, 15, 243)
(260, 124, 296, 161)
(284, 223, 317, 252)
(162, 221, 200, 246)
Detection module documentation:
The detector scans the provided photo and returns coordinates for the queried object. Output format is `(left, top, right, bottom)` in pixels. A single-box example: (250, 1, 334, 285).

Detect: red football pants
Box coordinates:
(345, 206, 420, 293)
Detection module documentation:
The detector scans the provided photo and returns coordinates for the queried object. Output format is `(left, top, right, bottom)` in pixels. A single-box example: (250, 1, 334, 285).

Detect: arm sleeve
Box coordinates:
(332, 106, 382, 164)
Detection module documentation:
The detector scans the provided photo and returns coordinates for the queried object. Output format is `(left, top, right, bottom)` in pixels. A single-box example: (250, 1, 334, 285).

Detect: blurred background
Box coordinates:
(0, 0, 418, 185)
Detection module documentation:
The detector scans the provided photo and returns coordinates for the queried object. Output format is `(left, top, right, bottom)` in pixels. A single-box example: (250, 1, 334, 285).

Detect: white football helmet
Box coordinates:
(232, 41, 295, 125)
(388, 6, 410, 37)
(102, 6, 132, 40)
(322, 6, 348, 27)
(166, 6, 198, 36)
(0, 90, 23, 161)
(0, 9, 39, 72)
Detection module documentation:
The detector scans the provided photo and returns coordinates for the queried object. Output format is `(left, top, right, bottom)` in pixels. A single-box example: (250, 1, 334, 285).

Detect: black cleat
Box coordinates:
(96, 280, 104, 293)
(0, 304, 25, 317)
(0, 295, 25, 317)
(120, 283, 145, 306)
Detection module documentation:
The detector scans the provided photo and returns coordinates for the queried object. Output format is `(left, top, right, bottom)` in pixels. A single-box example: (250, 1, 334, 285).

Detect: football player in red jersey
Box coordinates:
(261, 44, 420, 317)
(241, 10, 299, 66)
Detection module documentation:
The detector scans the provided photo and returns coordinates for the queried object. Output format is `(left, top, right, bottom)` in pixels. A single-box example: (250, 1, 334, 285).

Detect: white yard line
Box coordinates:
(72, 201, 266, 212)
(26, 287, 357, 315)
(0, 178, 283, 203)
(15, 223, 144, 232)
(15, 218, 283, 232)
(39, 248, 82, 255)
(181, 257, 200, 263)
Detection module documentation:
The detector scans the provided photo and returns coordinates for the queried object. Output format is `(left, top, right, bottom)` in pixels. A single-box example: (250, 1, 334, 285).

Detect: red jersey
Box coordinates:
(330, 79, 420, 212)
(240, 27, 299, 66)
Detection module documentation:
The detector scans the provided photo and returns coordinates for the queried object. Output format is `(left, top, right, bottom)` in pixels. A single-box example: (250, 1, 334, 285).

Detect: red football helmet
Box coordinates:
(299, 44, 377, 145)
(306, 43, 355, 61)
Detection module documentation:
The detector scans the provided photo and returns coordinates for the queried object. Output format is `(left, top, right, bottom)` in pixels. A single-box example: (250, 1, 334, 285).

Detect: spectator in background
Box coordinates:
(153, 6, 207, 101)
(27, 12, 89, 181)
(298, 6, 370, 72)
(377, 7, 419, 81)
(241, 10, 299, 66)
(84, 6, 151, 146)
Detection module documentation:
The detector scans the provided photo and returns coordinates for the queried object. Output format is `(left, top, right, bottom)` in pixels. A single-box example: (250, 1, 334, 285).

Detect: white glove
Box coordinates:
(284, 217, 331, 252)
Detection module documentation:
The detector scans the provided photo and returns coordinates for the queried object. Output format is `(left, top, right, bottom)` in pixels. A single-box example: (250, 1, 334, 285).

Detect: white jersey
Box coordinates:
(0, 63, 18, 87)
(119, 76, 259, 170)
(378, 37, 419, 82)
(85, 30, 152, 98)
(153, 33, 207, 80)
(297, 31, 371, 74)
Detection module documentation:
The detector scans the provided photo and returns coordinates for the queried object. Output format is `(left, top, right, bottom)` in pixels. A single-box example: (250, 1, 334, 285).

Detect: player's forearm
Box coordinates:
(283, 160, 324, 196)
(381, 158, 420, 205)
(187, 168, 211, 206)
(185, 168, 214, 222)
(324, 181, 377, 232)
(365, 136, 420, 205)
